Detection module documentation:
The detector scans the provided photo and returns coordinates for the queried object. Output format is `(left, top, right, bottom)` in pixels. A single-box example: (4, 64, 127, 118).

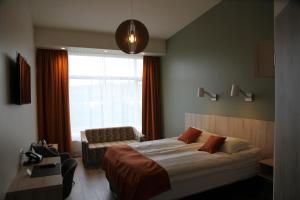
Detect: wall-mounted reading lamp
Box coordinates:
(230, 84, 254, 102)
(197, 87, 218, 101)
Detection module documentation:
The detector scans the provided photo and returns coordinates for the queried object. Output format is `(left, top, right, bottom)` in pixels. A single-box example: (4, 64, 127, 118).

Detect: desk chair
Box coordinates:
(61, 159, 78, 199)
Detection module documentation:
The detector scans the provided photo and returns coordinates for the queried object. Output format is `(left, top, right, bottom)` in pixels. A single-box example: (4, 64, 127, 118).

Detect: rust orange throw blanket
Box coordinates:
(102, 145, 171, 200)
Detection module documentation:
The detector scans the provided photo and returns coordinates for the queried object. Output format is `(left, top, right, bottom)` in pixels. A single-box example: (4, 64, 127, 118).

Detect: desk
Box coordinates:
(6, 157, 62, 200)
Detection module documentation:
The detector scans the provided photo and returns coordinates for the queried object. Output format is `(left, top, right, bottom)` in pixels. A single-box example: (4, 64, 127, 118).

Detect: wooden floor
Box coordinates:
(67, 158, 114, 200)
(68, 158, 272, 200)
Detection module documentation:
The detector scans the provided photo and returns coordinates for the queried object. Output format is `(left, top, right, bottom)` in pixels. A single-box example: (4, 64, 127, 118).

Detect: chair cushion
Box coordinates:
(85, 127, 135, 143)
(88, 140, 137, 149)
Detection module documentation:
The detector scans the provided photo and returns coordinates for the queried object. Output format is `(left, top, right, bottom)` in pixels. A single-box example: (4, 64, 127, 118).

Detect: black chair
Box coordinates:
(60, 152, 71, 164)
(61, 158, 78, 199)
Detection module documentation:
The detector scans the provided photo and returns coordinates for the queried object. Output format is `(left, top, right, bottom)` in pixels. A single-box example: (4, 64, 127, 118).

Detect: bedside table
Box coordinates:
(258, 158, 273, 182)
(256, 158, 273, 200)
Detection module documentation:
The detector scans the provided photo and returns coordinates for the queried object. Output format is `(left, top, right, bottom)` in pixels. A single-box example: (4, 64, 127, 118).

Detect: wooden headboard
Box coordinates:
(185, 113, 274, 158)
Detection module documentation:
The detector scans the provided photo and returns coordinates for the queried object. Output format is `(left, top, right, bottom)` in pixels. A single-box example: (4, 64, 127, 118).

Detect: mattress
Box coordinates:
(130, 137, 261, 200)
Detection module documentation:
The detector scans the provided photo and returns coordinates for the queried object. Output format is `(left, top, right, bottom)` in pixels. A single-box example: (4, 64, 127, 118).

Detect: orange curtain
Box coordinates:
(142, 56, 161, 140)
(36, 49, 72, 153)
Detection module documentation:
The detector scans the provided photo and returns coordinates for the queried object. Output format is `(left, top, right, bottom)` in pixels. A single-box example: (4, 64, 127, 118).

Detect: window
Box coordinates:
(69, 53, 143, 141)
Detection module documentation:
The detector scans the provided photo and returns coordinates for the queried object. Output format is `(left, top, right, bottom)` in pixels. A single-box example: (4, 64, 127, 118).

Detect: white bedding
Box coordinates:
(130, 137, 261, 200)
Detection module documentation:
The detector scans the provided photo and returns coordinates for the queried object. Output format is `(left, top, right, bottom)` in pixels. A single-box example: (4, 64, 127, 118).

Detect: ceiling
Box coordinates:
(29, 0, 221, 39)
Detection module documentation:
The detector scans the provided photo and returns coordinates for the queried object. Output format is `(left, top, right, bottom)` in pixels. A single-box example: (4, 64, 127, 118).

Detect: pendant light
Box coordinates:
(115, 0, 149, 54)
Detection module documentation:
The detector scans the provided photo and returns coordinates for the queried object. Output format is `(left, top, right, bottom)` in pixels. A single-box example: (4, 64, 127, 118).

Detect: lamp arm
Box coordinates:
(204, 90, 217, 101)
(204, 91, 215, 98)
(240, 89, 250, 97)
(239, 89, 253, 102)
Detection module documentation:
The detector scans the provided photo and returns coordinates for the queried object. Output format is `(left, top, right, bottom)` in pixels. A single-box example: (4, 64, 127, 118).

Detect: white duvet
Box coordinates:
(130, 137, 261, 200)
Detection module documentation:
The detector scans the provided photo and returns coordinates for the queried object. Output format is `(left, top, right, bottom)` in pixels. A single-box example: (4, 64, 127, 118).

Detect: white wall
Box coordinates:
(34, 27, 166, 55)
(0, 0, 37, 199)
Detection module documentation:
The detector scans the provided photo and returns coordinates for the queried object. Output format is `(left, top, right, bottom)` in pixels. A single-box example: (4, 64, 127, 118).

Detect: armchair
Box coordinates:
(81, 126, 144, 167)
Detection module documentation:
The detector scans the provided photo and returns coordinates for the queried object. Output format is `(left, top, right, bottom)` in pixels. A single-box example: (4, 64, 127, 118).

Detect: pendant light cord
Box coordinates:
(130, 0, 133, 19)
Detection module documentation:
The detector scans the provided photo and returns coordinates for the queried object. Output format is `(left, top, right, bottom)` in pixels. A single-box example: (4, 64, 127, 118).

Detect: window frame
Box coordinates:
(68, 52, 143, 141)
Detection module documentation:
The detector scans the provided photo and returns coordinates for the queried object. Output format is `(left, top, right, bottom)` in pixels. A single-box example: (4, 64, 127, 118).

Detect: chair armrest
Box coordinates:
(81, 131, 89, 167)
(81, 131, 89, 151)
(81, 131, 88, 144)
(132, 127, 145, 142)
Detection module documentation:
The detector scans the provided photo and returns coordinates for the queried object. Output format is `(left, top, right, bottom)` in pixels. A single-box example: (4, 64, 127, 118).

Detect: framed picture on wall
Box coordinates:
(255, 40, 275, 77)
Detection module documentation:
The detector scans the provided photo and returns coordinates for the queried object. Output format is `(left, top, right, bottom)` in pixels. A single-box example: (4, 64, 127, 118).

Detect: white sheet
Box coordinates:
(130, 137, 261, 200)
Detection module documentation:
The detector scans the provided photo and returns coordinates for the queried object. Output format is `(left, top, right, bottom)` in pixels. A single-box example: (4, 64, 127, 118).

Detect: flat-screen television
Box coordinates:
(13, 53, 31, 104)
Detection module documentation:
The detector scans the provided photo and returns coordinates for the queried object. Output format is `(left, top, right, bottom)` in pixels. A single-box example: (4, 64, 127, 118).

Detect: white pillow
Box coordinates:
(220, 137, 251, 153)
(192, 128, 218, 143)
(192, 127, 251, 153)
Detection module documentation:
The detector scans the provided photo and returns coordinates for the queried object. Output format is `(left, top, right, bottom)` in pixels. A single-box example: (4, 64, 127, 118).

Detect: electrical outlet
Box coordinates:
(19, 148, 24, 154)
(19, 148, 25, 167)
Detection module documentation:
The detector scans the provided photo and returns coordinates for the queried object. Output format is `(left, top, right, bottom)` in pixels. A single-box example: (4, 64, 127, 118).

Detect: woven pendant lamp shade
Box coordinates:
(115, 19, 149, 54)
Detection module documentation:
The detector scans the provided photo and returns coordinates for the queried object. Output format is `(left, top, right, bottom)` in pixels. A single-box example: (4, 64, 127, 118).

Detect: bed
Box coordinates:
(104, 134, 261, 200)
(103, 113, 273, 200)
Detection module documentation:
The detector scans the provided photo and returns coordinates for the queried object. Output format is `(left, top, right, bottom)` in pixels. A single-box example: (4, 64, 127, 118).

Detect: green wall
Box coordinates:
(161, 0, 274, 138)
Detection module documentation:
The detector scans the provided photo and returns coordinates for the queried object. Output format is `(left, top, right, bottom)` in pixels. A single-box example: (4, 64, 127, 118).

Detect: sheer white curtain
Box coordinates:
(69, 53, 143, 141)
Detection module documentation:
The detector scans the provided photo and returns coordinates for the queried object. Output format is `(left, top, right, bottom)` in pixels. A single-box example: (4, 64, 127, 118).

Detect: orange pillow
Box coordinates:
(199, 135, 226, 154)
(178, 127, 202, 144)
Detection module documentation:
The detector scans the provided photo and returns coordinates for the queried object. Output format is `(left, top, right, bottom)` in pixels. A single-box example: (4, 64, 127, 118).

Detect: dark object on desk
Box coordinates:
(61, 159, 77, 199)
(31, 163, 61, 178)
(38, 163, 57, 169)
(31, 143, 70, 163)
(24, 151, 42, 165)
(31, 143, 58, 157)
